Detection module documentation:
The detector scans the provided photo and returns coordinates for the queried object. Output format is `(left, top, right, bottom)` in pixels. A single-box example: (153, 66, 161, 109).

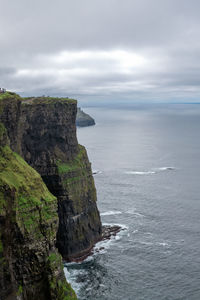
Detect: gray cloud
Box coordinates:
(1, 0, 200, 102)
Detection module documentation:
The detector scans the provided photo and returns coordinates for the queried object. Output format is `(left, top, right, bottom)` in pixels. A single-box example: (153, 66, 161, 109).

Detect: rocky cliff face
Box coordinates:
(20, 97, 102, 261)
(0, 92, 102, 298)
(0, 93, 77, 299)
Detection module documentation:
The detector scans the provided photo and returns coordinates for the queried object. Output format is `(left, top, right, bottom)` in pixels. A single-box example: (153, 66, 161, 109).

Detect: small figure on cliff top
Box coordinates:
(0, 88, 6, 93)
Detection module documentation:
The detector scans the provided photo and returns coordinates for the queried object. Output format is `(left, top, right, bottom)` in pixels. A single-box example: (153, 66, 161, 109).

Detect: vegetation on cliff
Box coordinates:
(0, 90, 102, 298)
(0, 92, 77, 299)
(15, 94, 102, 262)
(55, 143, 101, 260)
(22, 96, 77, 105)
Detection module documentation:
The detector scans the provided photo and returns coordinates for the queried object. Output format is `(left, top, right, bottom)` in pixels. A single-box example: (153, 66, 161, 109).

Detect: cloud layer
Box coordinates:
(1, 0, 200, 102)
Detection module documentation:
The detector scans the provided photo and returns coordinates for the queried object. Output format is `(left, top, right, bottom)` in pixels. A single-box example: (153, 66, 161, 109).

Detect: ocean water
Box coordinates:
(64, 104, 200, 300)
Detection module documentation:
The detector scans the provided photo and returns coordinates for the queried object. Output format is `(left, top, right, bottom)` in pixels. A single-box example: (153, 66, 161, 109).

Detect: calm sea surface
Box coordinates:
(64, 104, 200, 300)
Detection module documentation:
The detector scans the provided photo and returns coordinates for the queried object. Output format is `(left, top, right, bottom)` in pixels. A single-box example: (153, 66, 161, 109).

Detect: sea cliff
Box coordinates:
(0, 92, 102, 299)
(76, 108, 95, 127)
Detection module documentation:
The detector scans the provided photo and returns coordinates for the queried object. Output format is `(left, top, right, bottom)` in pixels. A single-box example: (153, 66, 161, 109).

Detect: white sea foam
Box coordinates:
(157, 242, 170, 247)
(125, 171, 156, 175)
(101, 210, 122, 216)
(64, 223, 129, 269)
(64, 267, 86, 295)
(93, 238, 114, 254)
(125, 208, 145, 217)
(102, 222, 129, 230)
(156, 167, 175, 171)
(64, 261, 82, 267)
(125, 167, 175, 176)
(132, 212, 145, 217)
(92, 169, 102, 175)
(92, 223, 129, 255)
(64, 223, 129, 296)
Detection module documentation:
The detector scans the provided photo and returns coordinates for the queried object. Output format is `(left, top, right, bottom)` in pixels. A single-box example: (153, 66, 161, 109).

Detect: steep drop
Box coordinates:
(0, 93, 77, 299)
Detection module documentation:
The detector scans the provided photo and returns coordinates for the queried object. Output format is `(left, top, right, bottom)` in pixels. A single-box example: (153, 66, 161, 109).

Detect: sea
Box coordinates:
(64, 104, 200, 300)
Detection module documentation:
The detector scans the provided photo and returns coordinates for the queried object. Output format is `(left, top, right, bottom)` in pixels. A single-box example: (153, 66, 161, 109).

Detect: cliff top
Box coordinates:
(0, 91, 21, 102)
(0, 91, 77, 105)
(22, 96, 77, 105)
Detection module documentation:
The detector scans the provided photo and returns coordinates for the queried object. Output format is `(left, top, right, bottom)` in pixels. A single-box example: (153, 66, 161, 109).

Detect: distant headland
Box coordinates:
(76, 107, 95, 127)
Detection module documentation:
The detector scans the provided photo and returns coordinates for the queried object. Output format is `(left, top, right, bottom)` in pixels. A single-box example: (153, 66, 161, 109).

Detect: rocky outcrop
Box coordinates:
(0, 94, 77, 299)
(0, 92, 102, 298)
(76, 108, 95, 127)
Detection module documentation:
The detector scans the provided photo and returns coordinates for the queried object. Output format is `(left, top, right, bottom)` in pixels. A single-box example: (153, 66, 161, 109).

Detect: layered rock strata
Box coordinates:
(0, 93, 77, 299)
(19, 97, 102, 261)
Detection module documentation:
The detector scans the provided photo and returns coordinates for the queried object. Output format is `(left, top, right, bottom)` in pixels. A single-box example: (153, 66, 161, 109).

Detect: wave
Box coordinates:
(64, 223, 128, 296)
(157, 242, 169, 247)
(64, 267, 86, 296)
(125, 171, 156, 175)
(155, 167, 175, 171)
(100, 210, 122, 216)
(102, 222, 129, 230)
(92, 169, 102, 175)
(132, 212, 145, 217)
(125, 209, 145, 218)
(93, 223, 128, 253)
(125, 167, 175, 175)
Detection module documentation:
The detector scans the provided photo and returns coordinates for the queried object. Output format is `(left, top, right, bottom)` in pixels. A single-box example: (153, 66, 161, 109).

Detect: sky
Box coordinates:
(1, 0, 200, 103)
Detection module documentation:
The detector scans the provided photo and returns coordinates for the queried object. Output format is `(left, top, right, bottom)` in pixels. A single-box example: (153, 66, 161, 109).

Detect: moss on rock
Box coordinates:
(55, 144, 101, 260)
(0, 137, 77, 299)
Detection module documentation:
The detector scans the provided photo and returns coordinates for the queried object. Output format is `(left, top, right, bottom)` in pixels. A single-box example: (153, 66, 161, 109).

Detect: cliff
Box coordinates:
(0, 92, 102, 299)
(76, 108, 95, 127)
(20, 97, 102, 261)
(0, 93, 77, 299)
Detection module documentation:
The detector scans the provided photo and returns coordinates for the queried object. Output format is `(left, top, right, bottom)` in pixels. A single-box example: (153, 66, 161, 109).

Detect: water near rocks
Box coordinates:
(65, 104, 200, 300)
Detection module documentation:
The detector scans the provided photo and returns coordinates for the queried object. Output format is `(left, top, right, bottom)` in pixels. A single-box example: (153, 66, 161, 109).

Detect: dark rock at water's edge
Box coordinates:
(76, 107, 95, 127)
(65, 225, 123, 263)
(101, 225, 122, 240)
(0, 92, 102, 299)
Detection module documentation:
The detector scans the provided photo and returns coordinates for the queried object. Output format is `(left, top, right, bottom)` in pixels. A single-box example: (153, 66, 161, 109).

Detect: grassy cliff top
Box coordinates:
(0, 91, 21, 102)
(22, 96, 77, 105)
(0, 92, 77, 105)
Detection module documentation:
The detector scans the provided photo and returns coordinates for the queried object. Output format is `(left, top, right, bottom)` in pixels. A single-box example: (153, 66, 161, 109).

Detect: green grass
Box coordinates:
(22, 96, 77, 105)
(0, 145, 57, 236)
(56, 144, 97, 214)
(0, 92, 76, 105)
(0, 144, 78, 299)
(0, 123, 6, 144)
(0, 91, 20, 101)
(57, 145, 86, 175)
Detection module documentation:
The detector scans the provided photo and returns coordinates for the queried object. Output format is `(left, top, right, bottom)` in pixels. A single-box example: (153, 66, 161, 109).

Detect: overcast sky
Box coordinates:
(1, 0, 200, 103)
